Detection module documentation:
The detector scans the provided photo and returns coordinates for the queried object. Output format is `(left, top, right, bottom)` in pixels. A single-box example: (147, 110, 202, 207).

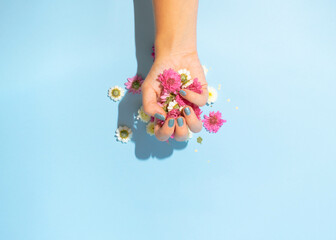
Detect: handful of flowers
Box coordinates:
(155, 68, 203, 126)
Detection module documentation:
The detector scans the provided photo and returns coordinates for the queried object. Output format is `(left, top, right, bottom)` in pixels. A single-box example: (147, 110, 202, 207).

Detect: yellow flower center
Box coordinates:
(112, 89, 120, 97)
(120, 130, 129, 139)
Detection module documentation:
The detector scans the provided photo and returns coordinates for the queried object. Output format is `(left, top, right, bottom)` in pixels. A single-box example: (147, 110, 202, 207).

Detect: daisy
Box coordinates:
(125, 75, 144, 94)
(178, 69, 192, 87)
(202, 111, 226, 133)
(207, 86, 218, 104)
(202, 65, 209, 76)
(137, 106, 151, 123)
(158, 68, 181, 94)
(108, 86, 125, 101)
(186, 128, 193, 141)
(115, 126, 133, 143)
(146, 122, 155, 136)
(167, 100, 180, 112)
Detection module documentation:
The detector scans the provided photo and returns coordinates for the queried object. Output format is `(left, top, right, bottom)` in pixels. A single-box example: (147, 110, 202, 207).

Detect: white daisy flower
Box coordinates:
(202, 65, 209, 76)
(167, 100, 180, 112)
(115, 126, 132, 143)
(146, 122, 155, 136)
(186, 128, 193, 141)
(182, 78, 193, 88)
(108, 86, 125, 101)
(207, 86, 218, 104)
(137, 106, 150, 123)
(178, 69, 192, 88)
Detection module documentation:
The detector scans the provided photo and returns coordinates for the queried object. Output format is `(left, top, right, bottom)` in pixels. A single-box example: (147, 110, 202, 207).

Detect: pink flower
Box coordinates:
(158, 68, 181, 94)
(193, 105, 202, 120)
(160, 89, 170, 104)
(202, 111, 226, 133)
(125, 75, 144, 94)
(151, 45, 155, 60)
(186, 78, 203, 94)
(175, 94, 187, 107)
(176, 94, 202, 120)
(167, 109, 180, 119)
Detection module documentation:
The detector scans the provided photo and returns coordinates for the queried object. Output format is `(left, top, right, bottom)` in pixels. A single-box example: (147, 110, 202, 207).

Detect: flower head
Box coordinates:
(202, 111, 226, 133)
(167, 100, 181, 112)
(115, 126, 133, 143)
(178, 69, 192, 87)
(186, 78, 203, 94)
(167, 109, 180, 119)
(207, 86, 218, 104)
(137, 106, 151, 123)
(151, 45, 155, 60)
(125, 75, 144, 94)
(146, 122, 155, 136)
(158, 68, 181, 94)
(186, 128, 193, 141)
(175, 94, 187, 107)
(108, 86, 125, 101)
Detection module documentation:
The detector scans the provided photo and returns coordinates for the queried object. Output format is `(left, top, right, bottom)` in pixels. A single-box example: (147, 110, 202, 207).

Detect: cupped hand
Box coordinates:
(142, 52, 208, 142)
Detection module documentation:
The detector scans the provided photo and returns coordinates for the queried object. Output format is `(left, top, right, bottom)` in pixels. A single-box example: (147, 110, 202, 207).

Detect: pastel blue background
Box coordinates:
(1, 0, 335, 239)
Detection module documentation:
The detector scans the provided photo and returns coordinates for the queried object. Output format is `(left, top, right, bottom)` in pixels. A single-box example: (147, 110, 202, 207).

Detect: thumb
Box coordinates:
(142, 85, 167, 121)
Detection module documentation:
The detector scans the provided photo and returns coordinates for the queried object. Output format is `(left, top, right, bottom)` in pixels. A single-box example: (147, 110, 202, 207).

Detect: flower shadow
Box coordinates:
(116, 0, 187, 160)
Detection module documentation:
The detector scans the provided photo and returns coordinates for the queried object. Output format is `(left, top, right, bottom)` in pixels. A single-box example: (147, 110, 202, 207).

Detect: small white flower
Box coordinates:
(182, 78, 193, 88)
(108, 86, 125, 101)
(137, 106, 150, 123)
(146, 122, 155, 136)
(202, 65, 209, 76)
(207, 86, 218, 104)
(178, 69, 193, 88)
(167, 100, 179, 112)
(186, 128, 193, 141)
(115, 126, 132, 143)
(178, 69, 191, 81)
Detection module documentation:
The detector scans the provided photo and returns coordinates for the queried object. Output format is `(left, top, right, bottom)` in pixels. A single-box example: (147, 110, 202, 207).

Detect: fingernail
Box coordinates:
(179, 90, 186, 96)
(177, 117, 184, 127)
(154, 113, 165, 121)
(168, 119, 174, 127)
(184, 107, 191, 116)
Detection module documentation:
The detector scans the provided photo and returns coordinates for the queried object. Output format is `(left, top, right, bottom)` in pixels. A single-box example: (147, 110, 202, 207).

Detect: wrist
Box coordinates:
(155, 33, 197, 59)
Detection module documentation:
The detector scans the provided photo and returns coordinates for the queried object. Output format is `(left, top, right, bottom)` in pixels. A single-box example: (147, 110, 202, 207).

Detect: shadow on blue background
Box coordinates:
(117, 0, 187, 160)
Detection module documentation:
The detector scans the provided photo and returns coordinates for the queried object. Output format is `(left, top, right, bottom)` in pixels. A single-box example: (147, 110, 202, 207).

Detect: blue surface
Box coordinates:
(1, 0, 336, 239)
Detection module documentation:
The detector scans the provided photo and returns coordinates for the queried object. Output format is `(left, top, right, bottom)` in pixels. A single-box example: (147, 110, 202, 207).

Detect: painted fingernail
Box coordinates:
(179, 90, 186, 96)
(177, 117, 184, 127)
(168, 119, 174, 127)
(184, 107, 191, 116)
(154, 113, 165, 121)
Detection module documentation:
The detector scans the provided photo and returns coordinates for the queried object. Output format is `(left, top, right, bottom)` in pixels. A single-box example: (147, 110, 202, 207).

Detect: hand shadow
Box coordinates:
(117, 0, 187, 160)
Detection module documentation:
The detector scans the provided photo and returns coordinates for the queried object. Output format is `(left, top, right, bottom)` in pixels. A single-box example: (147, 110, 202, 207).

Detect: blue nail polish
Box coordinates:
(168, 119, 174, 127)
(179, 90, 186, 96)
(184, 107, 191, 116)
(154, 113, 165, 121)
(177, 117, 184, 126)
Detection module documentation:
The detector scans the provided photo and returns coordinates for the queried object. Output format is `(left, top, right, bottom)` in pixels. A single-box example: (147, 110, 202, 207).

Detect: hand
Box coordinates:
(142, 51, 208, 142)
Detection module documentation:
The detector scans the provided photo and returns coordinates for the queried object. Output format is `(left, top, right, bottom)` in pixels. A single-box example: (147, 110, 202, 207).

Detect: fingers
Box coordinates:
(142, 83, 166, 120)
(174, 117, 189, 142)
(182, 106, 202, 133)
(179, 87, 208, 107)
(154, 118, 175, 141)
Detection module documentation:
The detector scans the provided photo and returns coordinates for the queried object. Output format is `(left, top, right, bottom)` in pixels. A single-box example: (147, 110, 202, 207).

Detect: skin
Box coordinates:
(142, 0, 208, 142)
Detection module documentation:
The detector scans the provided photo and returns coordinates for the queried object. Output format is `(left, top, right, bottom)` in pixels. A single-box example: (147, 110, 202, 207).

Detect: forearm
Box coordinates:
(153, 0, 198, 58)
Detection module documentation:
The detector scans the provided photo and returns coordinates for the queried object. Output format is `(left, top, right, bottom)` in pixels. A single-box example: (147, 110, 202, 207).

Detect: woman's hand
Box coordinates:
(142, 52, 208, 142)
(141, 0, 206, 142)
